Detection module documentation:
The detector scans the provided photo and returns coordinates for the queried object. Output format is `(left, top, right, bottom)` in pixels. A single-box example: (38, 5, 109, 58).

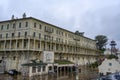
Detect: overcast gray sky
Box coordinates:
(0, 0, 120, 48)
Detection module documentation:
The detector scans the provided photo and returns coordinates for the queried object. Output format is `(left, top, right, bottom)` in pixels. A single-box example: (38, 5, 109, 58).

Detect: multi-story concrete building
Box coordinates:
(0, 14, 98, 73)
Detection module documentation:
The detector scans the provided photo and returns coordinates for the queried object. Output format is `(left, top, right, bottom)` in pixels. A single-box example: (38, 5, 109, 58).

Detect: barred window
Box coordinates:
(25, 32, 27, 37)
(34, 23, 36, 28)
(13, 23, 15, 29)
(33, 32, 36, 37)
(7, 24, 9, 29)
(25, 22, 28, 27)
(18, 32, 21, 37)
(19, 22, 21, 28)
(39, 24, 42, 29)
(1, 25, 3, 30)
(12, 33, 15, 37)
(6, 33, 8, 38)
(0, 34, 2, 38)
(39, 33, 41, 39)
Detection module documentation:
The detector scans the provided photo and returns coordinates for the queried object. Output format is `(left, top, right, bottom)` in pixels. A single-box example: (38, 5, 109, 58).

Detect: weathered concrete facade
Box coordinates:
(0, 15, 98, 72)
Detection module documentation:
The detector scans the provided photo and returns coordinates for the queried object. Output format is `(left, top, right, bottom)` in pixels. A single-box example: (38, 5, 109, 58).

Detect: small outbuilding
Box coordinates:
(98, 58, 120, 75)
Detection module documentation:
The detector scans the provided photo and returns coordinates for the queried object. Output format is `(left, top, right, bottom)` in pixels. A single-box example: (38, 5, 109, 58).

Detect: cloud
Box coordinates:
(0, 0, 120, 48)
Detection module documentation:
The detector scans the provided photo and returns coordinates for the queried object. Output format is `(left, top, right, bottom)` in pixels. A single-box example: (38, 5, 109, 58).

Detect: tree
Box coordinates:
(95, 35, 108, 51)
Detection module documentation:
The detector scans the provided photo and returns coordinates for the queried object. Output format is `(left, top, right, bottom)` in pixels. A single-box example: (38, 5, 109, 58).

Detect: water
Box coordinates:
(0, 68, 98, 80)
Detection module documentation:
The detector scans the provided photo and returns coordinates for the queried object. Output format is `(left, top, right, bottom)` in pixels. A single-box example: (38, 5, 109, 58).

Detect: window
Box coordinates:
(2, 57, 4, 59)
(38, 43, 40, 48)
(25, 32, 27, 37)
(0, 34, 2, 38)
(39, 24, 42, 29)
(19, 22, 21, 28)
(12, 33, 15, 37)
(38, 66, 41, 72)
(7, 24, 9, 29)
(17, 42, 19, 48)
(45, 26, 46, 31)
(52, 28, 54, 33)
(13, 56, 16, 60)
(13, 23, 15, 29)
(6, 33, 8, 38)
(109, 63, 112, 66)
(24, 41, 27, 48)
(73, 57, 74, 60)
(51, 37, 53, 41)
(32, 67, 36, 73)
(1, 25, 3, 30)
(44, 43, 45, 50)
(0, 43, 1, 48)
(39, 33, 41, 39)
(56, 44, 58, 50)
(33, 32, 36, 37)
(5, 43, 7, 48)
(25, 22, 28, 27)
(43, 66, 46, 72)
(18, 32, 21, 37)
(34, 23, 36, 28)
(48, 44, 50, 50)
(49, 66, 52, 70)
(65, 33, 67, 37)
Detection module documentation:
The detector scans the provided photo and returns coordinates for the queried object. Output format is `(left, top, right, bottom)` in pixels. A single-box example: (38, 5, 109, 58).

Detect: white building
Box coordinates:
(98, 59, 120, 75)
(104, 49, 111, 55)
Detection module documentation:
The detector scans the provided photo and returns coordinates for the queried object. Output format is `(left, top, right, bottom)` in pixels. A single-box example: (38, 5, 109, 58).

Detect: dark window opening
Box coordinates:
(13, 23, 15, 29)
(32, 67, 36, 73)
(6, 33, 8, 38)
(13, 56, 16, 60)
(19, 22, 21, 28)
(34, 23, 36, 28)
(43, 66, 46, 72)
(12, 33, 15, 37)
(0, 34, 2, 38)
(17, 42, 19, 48)
(25, 22, 28, 27)
(38, 43, 40, 48)
(39, 33, 41, 39)
(1, 25, 3, 30)
(7, 24, 9, 29)
(33, 32, 36, 37)
(39, 24, 42, 29)
(24, 41, 27, 48)
(18, 32, 20, 37)
(25, 32, 27, 38)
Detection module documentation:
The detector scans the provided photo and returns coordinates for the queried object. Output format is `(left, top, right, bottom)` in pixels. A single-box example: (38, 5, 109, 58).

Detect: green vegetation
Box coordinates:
(107, 54, 118, 59)
(89, 61, 99, 68)
(95, 35, 108, 52)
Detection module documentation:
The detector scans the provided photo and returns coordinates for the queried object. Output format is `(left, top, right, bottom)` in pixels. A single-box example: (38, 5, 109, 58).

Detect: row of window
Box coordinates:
(0, 22, 43, 30)
(0, 32, 62, 42)
(0, 32, 41, 38)
(32, 66, 46, 73)
(0, 21, 94, 46)
(0, 22, 28, 30)
(1, 23, 82, 41)
(34, 22, 42, 29)
(0, 41, 40, 49)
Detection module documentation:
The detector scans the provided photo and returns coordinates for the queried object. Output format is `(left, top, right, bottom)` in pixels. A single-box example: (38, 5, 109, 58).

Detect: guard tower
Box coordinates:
(110, 40, 117, 55)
